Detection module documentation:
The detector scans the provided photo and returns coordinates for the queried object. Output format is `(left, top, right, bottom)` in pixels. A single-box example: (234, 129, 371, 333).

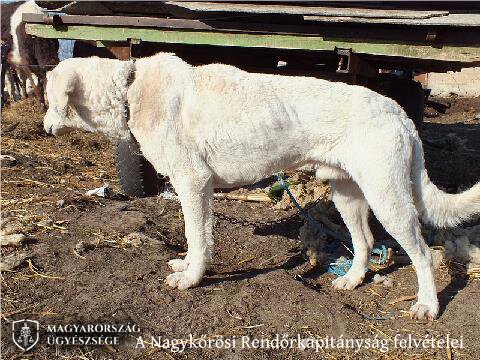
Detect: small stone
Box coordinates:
(382, 277, 394, 288)
(0, 233, 26, 247)
(0, 154, 17, 166)
(0, 251, 29, 271)
(122, 232, 155, 247)
(1, 220, 24, 235)
(373, 274, 393, 288)
(56, 199, 66, 208)
(74, 241, 86, 255)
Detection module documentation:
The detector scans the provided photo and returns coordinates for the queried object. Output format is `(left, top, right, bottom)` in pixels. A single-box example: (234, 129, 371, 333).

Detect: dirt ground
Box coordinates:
(1, 96, 479, 360)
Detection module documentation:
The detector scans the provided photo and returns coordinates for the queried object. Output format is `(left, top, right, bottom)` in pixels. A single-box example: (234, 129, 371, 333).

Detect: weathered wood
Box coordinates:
(33, 1, 454, 19)
(163, 1, 450, 19)
(22, 13, 480, 47)
(25, 23, 480, 64)
(305, 13, 480, 27)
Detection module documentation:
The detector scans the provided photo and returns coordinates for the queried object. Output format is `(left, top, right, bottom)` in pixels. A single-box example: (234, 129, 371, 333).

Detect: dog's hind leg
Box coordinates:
(330, 179, 374, 290)
(353, 167, 438, 320)
(165, 174, 214, 290)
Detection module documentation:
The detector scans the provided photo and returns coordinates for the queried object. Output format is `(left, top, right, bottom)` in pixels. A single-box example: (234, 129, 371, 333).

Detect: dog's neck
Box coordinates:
(123, 59, 136, 126)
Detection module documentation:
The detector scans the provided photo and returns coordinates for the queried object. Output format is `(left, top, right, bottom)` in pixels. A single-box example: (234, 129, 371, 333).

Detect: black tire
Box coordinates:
(115, 138, 165, 197)
(375, 75, 425, 127)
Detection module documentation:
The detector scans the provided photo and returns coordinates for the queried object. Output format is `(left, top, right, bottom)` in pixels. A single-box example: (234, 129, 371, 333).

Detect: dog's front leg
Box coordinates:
(165, 175, 213, 290)
(330, 179, 373, 290)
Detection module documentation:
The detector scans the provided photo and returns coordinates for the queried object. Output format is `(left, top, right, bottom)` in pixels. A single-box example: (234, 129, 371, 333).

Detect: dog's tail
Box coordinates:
(411, 132, 480, 228)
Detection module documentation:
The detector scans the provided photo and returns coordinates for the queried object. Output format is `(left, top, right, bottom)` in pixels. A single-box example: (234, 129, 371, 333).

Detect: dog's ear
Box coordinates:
(62, 72, 76, 95)
(54, 71, 77, 110)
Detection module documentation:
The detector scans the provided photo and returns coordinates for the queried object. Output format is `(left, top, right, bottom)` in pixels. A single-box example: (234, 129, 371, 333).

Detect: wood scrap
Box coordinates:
(388, 294, 417, 306)
(214, 192, 271, 202)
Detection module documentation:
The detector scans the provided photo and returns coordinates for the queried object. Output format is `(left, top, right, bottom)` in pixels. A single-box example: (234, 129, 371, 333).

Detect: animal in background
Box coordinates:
(1, 0, 58, 107)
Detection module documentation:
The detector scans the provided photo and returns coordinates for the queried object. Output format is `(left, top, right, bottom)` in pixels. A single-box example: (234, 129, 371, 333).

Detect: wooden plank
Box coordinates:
(23, 13, 437, 38)
(22, 13, 480, 47)
(22, 13, 480, 38)
(35, 1, 452, 19)
(305, 13, 480, 27)
(163, 2, 450, 19)
(25, 23, 480, 64)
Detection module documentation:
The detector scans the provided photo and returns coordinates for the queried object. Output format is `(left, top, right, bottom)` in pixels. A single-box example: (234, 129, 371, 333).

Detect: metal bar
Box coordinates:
(23, 13, 218, 31)
(25, 23, 480, 63)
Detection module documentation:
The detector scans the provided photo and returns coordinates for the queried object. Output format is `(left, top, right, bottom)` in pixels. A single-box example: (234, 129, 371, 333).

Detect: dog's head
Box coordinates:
(44, 67, 89, 136)
(44, 58, 132, 140)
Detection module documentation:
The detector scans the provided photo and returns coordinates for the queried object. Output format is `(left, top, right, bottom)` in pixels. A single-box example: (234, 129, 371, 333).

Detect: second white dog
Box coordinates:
(44, 53, 480, 321)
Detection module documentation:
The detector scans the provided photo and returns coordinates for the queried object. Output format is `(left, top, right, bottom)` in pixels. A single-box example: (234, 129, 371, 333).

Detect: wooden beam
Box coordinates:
(26, 23, 480, 64)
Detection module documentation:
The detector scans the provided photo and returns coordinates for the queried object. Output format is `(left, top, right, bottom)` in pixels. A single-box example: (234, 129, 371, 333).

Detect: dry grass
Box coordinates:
(1, 99, 118, 226)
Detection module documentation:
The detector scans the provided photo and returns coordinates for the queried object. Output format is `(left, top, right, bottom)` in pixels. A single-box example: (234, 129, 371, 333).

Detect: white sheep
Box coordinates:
(44, 54, 480, 321)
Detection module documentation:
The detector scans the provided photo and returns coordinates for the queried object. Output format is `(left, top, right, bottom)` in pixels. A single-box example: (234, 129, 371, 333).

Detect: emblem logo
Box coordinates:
(12, 319, 39, 351)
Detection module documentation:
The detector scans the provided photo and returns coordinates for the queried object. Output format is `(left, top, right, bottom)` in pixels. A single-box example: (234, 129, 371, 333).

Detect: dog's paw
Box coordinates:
(332, 274, 363, 290)
(168, 258, 188, 272)
(165, 270, 202, 290)
(409, 302, 438, 321)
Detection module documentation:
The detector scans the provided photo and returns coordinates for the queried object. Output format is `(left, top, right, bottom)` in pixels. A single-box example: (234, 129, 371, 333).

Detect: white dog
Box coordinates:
(44, 54, 480, 321)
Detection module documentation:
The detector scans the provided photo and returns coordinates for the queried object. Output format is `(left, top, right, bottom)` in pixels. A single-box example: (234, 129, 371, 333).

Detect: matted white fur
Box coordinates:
(44, 54, 480, 321)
